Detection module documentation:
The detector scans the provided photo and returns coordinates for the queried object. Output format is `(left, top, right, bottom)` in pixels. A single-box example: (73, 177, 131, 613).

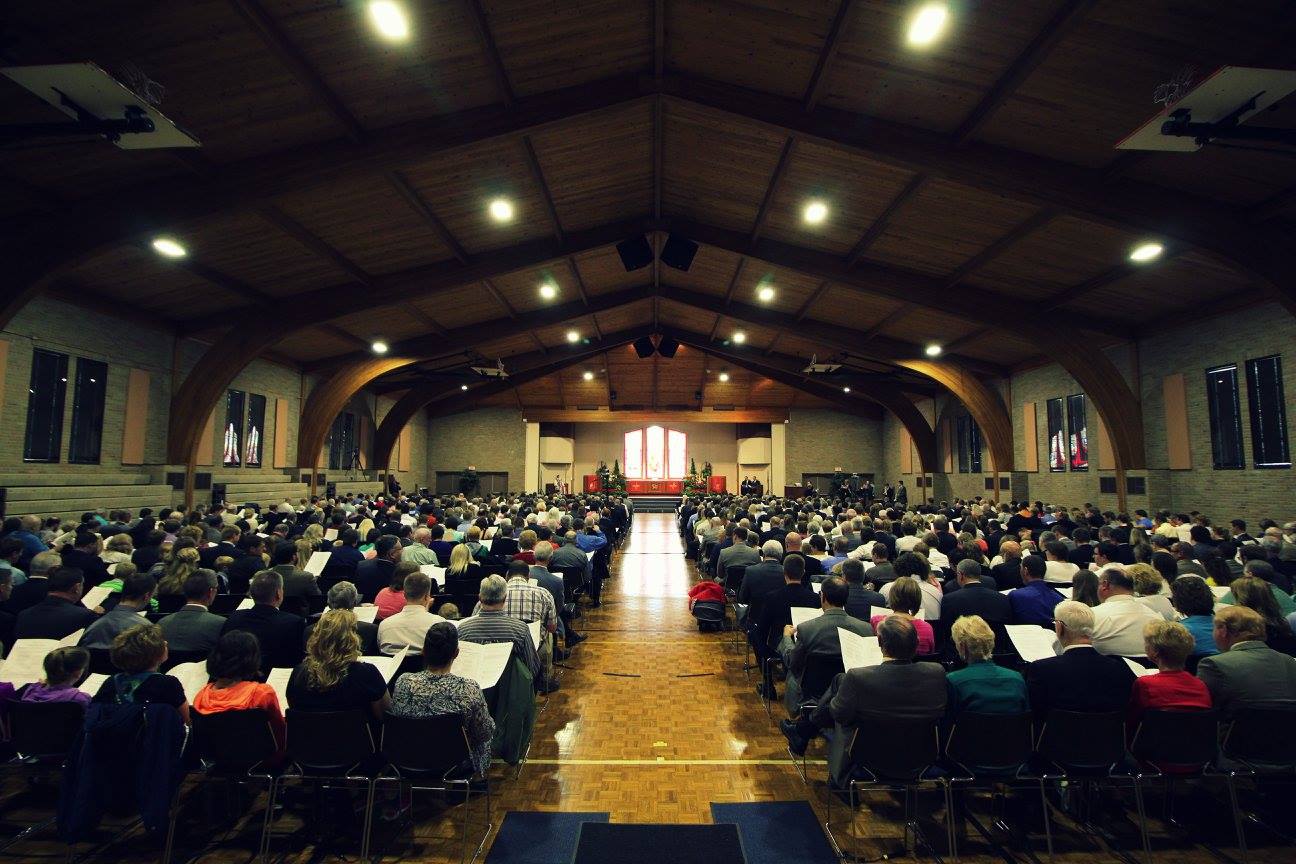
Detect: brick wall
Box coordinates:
(785, 409, 883, 484)
(424, 408, 526, 491)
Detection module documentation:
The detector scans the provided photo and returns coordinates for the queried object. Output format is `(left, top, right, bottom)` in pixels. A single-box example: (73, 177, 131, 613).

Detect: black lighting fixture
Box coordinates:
(632, 336, 656, 359)
(615, 234, 654, 272)
(660, 234, 698, 271)
(656, 336, 679, 358)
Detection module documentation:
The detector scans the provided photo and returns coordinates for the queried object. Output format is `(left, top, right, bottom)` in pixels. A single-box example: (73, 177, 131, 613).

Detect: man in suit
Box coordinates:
(936, 560, 1011, 660)
(1197, 605, 1296, 718)
(787, 616, 947, 783)
(14, 567, 99, 641)
(159, 569, 226, 654)
(303, 580, 378, 656)
(328, 529, 365, 570)
(1009, 554, 1065, 625)
(1026, 600, 1134, 723)
(198, 525, 242, 568)
(840, 559, 886, 621)
(220, 569, 306, 673)
(753, 554, 819, 678)
(719, 529, 761, 585)
(777, 576, 873, 717)
(737, 541, 785, 627)
(267, 541, 321, 599)
(59, 532, 111, 587)
(862, 543, 897, 587)
(223, 533, 267, 595)
(896, 481, 908, 508)
(6, 550, 61, 616)
(355, 535, 401, 602)
(80, 571, 156, 649)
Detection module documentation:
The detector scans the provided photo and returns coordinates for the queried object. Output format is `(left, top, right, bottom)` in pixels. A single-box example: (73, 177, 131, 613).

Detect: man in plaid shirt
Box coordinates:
(473, 561, 559, 693)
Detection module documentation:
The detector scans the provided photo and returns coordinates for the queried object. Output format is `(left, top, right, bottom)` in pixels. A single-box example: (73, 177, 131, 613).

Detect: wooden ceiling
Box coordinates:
(2, 0, 1294, 416)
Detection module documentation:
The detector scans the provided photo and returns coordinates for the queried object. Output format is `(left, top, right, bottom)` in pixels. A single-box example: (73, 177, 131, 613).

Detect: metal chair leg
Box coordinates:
(1227, 775, 1249, 864)
(1039, 779, 1055, 864)
(1132, 778, 1152, 864)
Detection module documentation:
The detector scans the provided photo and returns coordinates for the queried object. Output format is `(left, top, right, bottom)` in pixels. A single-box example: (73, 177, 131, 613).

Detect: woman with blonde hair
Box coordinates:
(293, 537, 316, 571)
(301, 523, 324, 548)
(156, 546, 201, 595)
(286, 609, 390, 719)
(945, 615, 1027, 733)
(100, 533, 134, 566)
(1127, 562, 1175, 620)
(445, 542, 483, 595)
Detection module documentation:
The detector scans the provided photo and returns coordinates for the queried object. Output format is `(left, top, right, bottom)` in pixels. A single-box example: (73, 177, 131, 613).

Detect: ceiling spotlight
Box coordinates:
(907, 3, 949, 47)
(538, 282, 557, 300)
(565, 329, 580, 343)
(718, 372, 730, 382)
(367, 0, 410, 41)
(1128, 242, 1164, 263)
(843, 386, 851, 393)
(583, 371, 594, 381)
(460, 384, 469, 391)
(802, 200, 828, 225)
(732, 331, 747, 344)
(151, 236, 187, 258)
(757, 284, 776, 302)
(488, 198, 514, 222)
(371, 340, 389, 354)
(924, 343, 943, 357)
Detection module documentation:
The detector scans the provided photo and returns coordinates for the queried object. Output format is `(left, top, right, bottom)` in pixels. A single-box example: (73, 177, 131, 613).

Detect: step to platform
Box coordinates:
(629, 495, 680, 513)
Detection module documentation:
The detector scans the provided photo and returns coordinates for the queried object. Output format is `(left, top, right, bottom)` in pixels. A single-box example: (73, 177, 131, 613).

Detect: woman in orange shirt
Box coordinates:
(193, 631, 286, 757)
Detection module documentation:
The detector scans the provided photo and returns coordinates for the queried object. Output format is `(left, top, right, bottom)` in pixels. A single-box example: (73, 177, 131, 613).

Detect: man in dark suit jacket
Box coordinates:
(14, 567, 100, 641)
(777, 576, 873, 713)
(841, 559, 886, 621)
(862, 544, 897, 587)
(785, 616, 947, 783)
(354, 535, 401, 602)
(158, 570, 225, 654)
(753, 555, 819, 672)
(1026, 599, 1134, 724)
(6, 550, 61, 617)
(328, 530, 365, 570)
(268, 541, 321, 598)
(224, 534, 268, 595)
(59, 532, 111, 587)
(736, 542, 785, 627)
(1197, 605, 1296, 720)
(991, 542, 1025, 590)
(220, 570, 305, 672)
(935, 560, 1011, 659)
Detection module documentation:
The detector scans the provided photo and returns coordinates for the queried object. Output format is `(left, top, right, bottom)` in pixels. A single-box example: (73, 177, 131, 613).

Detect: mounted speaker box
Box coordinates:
(632, 336, 656, 358)
(656, 336, 679, 358)
(660, 234, 698, 271)
(616, 235, 654, 271)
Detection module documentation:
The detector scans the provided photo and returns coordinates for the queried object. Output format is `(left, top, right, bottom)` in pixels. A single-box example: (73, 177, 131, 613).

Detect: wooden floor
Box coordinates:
(12, 513, 1292, 862)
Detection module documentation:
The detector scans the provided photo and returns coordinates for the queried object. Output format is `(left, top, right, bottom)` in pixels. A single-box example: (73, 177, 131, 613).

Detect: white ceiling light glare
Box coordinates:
(802, 200, 828, 225)
(718, 372, 730, 382)
(566, 329, 580, 343)
(843, 386, 851, 393)
(1128, 241, 1164, 263)
(924, 343, 942, 357)
(367, 1, 410, 41)
(732, 331, 746, 344)
(757, 284, 776, 302)
(371, 340, 389, 354)
(907, 3, 949, 47)
(583, 370, 594, 381)
(460, 384, 469, 391)
(488, 197, 515, 222)
(539, 282, 558, 300)
(151, 236, 187, 258)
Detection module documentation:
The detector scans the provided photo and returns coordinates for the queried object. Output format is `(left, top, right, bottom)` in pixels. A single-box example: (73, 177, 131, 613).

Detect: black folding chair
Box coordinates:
(1219, 705, 1296, 863)
(1036, 710, 1142, 862)
(160, 648, 211, 671)
(155, 594, 187, 614)
(375, 713, 492, 864)
(1128, 708, 1222, 862)
(825, 716, 952, 862)
(3, 701, 86, 851)
(944, 712, 1044, 862)
(85, 647, 117, 675)
(554, 566, 585, 603)
(273, 710, 380, 860)
(786, 653, 843, 782)
(167, 708, 281, 864)
(725, 566, 747, 653)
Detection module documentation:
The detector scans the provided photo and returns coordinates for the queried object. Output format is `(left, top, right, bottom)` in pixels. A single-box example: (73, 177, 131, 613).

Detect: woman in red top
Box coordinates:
(1127, 619, 1212, 772)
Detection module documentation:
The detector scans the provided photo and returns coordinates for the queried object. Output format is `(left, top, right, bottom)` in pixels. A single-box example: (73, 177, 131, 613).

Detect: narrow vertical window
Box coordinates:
(68, 358, 108, 464)
(955, 415, 969, 473)
(23, 349, 69, 463)
(969, 418, 982, 473)
(1246, 355, 1290, 468)
(245, 394, 266, 467)
(667, 429, 687, 478)
(1066, 393, 1088, 471)
(623, 429, 643, 479)
(223, 389, 246, 467)
(1206, 365, 1244, 470)
(1046, 397, 1066, 472)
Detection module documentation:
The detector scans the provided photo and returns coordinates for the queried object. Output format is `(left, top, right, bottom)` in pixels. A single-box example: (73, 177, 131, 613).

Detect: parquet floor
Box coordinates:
(10, 513, 1292, 862)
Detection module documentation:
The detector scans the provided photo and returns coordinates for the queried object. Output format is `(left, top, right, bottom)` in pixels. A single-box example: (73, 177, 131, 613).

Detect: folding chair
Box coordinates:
(785, 653, 843, 782)
(375, 713, 492, 864)
(1128, 708, 1222, 862)
(944, 712, 1044, 862)
(155, 594, 187, 614)
(1218, 705, 1296, 864)
(85, 648, 117, 675)
(2, 701, 85, 852)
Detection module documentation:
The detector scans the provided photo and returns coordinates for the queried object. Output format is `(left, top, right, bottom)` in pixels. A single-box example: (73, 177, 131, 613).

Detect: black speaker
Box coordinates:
(632, 336, 656, 359)
(616, 235, 654, 271)
(660, 234, 698, 271)
(211, 483, 226, 507)
(656, 336, 679, 358)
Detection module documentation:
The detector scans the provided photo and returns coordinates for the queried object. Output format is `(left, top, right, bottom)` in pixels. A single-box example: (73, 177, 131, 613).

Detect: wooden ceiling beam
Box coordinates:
(844, 173, 926, 268)
(522, 135, 565, 244)
(464, 0, 514, 106)
(749, 136, 796, 246)
(257, 205, 371, 286)
(802, 0, 855, 112)
(653, 95, 664, 220)
(387, 170, 470, 265)
(941, 208, 1055, 288)
(228, 0, 364, 143)
(653, 0, 665, 79)
(1249, 185, 1296, 223)
(950, 0, 1097, 145)
(525, 408, 789, 424)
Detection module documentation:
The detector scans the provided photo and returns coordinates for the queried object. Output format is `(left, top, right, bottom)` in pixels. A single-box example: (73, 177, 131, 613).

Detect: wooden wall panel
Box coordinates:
(197, 410, 216, 466)
(273, 398, 290, 467)
(1096, 414, 1115, 471)
(899, 428, 913, 474)
(398, 423, 412, 472)
(121, 369, 150, 465)
(1163, 374, 1192, 470)
(1021, 402, 1039, 472)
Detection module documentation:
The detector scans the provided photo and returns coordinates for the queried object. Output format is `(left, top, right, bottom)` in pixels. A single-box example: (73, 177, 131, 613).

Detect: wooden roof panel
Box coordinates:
(969, 215, 1144, 299)
(573, 247, 653, 295)
(660, 243, 744, 295)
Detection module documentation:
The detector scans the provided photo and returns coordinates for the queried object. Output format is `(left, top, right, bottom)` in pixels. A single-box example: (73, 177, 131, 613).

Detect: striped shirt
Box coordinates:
(456, 609, 540, 677)
(499, 576, 557, 631)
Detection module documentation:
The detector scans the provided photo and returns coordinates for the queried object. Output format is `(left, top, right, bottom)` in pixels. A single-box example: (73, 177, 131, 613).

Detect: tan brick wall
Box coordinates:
(424, 408, 526, 491)
(785, 408, 883, 484)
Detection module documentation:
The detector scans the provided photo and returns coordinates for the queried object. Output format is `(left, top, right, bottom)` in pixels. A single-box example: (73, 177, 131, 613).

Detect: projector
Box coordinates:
(802, 354, 841, 374)
(470, 359, 509, 379)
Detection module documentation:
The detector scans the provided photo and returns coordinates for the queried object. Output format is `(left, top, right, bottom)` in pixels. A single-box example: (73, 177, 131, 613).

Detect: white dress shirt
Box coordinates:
(1044, 559, 1079, 584)
(1090, 594, 1161, 657)
(377, 604, 445, 655)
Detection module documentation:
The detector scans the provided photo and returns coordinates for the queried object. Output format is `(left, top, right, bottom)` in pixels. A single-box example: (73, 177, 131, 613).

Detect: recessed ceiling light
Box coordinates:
(488, 198, 515, 222)
(757, 284, 776, 302)
(843, 386, 851, 393)
(583, 371, 594, 381)
(732, 331, 746, 344)
(566, 329, 580, 343)
(371, 340, 389, 354)
(1128, 242, 1164, 263)
(538, 282, 557, 300)
(151, 236, 187, 258)
(718, 372, 730, 382)
(924, 343, 942, 357)
(907, 3, 949, 47)
(460, 384, 469, 391)
(802, 200, 828, 225)
(367, 1, 410, 41)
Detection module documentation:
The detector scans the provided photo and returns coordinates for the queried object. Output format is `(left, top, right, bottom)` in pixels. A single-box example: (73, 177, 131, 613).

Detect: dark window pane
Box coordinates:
(969, 418, 982, 473)
(68, 359, 108, 464)
(223, 389, 245, 467)
(245, 394, 266, 467)
(1206, 365, 1244, 470)
(24, 349, 68, 463)
(955, 415, 969, 473)
(328, 411, 356, 470)
(1066, 394, 1088, 472)
(1046, 397, 1065, 472)
(1246, 355, 1290, 468)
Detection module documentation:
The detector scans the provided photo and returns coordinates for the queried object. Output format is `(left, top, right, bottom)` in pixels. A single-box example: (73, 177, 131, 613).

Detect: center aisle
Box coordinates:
(484, 511, 815, 827)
